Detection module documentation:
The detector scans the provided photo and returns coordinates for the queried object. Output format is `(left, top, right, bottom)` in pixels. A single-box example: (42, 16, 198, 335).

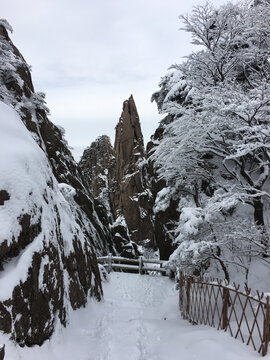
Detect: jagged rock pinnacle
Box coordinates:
(80, 95, 156, 249)
(113, 95, 155, 247)
(114, 95, 144, 179)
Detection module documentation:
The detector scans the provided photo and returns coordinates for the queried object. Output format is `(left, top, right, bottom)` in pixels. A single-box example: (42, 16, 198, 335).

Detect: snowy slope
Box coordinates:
(0, 101, 56, 296)
(0, 102, 102, 345)
(0, 272, 265, 359)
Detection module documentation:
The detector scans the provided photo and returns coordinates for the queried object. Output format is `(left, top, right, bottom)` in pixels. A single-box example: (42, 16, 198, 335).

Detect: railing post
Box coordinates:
(179, 271, 184, 310)
(139, 256, 143, 275)
(186, 277, 191, 320)
(108, 253, 112, 273)
(262, 296, 270, 356)
(222, 287, 229, 330)
(0, 344, 5, 360)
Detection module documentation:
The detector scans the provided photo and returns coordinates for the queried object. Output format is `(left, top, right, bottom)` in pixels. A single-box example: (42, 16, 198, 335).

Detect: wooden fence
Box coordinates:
(97, 254, 168, 275)
(179, 273, 270, 356)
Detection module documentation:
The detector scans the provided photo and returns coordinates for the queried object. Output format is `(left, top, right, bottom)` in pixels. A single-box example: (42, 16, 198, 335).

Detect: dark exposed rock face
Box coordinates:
(0, 190, 10, 206)
(113, 96, 155, 248)
(79, 135, 138, 257)
(80, 96, 156, 254)
(80, 135, 115, 211)
(80, 135, 140, 257)
(0, 21, 110, 346)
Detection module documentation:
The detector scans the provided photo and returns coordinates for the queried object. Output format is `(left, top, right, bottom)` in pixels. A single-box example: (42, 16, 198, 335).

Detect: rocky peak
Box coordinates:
(114, 95, 145, 181)
(82, 135, 114, 170)
(0, 22, 34, 99)
(79, 95, 157, 252)
(114, 96, 155, 248)
(79, 135, 139, 258)
(81, 95, 156, 250)
(81, 135, 115, 172)
(80, 135, 115, 200)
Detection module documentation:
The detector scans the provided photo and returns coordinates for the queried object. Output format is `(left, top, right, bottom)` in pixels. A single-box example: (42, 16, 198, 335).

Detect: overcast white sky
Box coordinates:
(2, 0, 229, 161)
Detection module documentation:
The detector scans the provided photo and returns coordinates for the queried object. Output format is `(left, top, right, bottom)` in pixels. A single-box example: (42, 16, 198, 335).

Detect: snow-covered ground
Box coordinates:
(0, 272, 267, 360)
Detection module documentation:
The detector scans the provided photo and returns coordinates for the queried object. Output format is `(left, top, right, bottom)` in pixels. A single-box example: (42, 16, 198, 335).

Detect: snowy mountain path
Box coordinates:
(1, 273, 264, 359)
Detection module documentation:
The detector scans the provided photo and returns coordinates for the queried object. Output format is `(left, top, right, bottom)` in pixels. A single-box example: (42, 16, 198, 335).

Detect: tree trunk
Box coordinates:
(215, 246, 230, 282)
(193, 183, 200, 207)
(253, 199, 264, 226)
(253, 199, 268, 256)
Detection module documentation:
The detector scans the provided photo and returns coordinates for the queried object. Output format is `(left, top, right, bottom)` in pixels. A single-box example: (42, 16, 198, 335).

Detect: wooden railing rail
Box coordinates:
(97, 254, 168, 275)
(179, 272, 270, 356)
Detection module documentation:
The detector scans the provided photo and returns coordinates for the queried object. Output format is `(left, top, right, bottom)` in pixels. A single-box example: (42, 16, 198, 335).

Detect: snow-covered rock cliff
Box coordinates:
(0, 20, 111, 346)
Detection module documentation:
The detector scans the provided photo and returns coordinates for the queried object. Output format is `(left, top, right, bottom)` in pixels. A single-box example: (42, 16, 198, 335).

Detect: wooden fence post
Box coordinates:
(139, 256, 143, 275)
(108, 253, 112, 273)
(262, 296, 270, 356)
(222, 287, 229, 330)
(186, 277, 191, 320)
(0, 344, 5, 360)
(179, 271, 184, 309)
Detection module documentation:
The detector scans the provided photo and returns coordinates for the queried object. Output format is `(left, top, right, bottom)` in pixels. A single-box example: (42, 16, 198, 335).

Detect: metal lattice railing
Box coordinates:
(179, 273, 270, 356)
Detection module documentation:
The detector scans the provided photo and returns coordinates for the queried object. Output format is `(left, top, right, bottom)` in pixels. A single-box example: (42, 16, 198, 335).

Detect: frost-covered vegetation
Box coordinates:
(151, 1, 270, 284)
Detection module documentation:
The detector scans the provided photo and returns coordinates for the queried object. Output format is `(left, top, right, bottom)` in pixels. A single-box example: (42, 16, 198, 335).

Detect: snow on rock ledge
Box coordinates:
(0, 102, 102, 346)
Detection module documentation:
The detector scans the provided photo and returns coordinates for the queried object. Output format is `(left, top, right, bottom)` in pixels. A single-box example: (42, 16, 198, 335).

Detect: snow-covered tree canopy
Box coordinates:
(151, 0, 270, 281)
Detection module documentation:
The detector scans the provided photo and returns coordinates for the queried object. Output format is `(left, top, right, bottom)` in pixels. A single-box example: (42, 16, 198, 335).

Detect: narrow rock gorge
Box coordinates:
(80, 96, 156, 256)
(80, 96, 177, 260)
